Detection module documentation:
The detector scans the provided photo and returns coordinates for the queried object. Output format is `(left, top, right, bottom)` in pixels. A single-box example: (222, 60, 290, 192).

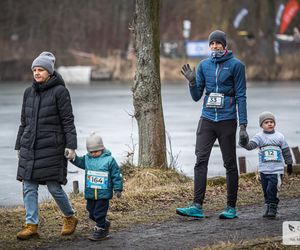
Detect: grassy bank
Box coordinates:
(197, 236, 289, 250)
(1, 165, 300, 249)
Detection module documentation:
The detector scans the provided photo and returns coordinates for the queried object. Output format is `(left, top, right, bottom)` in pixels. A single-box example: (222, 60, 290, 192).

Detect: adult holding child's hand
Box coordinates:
(176, 30, 248, 220)
(65, 148, 76, 161)
(239, 124, 249, 147)
(15, 51, 78, 240)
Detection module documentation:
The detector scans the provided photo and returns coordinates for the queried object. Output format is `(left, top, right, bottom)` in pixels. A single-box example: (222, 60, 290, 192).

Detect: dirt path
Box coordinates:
(43, 198, 300, 250)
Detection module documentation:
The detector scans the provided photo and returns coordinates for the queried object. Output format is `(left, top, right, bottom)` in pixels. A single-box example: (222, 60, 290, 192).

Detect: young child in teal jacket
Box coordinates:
(66, 132, 123, 241)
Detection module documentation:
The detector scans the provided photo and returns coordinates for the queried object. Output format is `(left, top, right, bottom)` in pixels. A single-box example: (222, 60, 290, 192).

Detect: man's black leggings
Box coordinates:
(193, 118, 238, 207)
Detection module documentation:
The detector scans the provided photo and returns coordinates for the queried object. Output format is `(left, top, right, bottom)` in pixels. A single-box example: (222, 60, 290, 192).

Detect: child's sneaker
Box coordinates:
(266, 203, 277, 218)
(105, 219, 111, 233)
(219, 206, 238, 219)
(176, 203, 205, 218)
(263, 203, 269, 217)
(88, 226, 109, 241)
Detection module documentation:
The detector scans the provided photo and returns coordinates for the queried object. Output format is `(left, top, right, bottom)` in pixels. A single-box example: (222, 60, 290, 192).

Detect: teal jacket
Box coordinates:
(71, 149, 123, 200)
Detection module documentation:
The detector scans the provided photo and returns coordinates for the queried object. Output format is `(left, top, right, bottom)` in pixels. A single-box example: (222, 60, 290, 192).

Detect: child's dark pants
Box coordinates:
(260, 173, 281, 205)
(86, 199, 109, 228)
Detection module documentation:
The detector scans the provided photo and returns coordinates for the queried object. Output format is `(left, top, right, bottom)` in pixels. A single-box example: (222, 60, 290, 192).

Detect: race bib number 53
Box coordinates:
(87, 170, 108, 189)
(206, 93, 224, 108)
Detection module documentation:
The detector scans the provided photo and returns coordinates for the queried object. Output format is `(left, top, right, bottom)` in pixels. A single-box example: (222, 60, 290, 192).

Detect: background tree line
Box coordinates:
(0, 0, 299, 81)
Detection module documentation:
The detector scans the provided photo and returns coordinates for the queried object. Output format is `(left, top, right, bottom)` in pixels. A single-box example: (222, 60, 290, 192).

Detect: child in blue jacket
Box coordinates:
(66, 132, 123, 241)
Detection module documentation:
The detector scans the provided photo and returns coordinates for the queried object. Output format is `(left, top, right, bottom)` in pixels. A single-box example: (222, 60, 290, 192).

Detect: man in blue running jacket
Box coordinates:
(176, 30, 248, 219)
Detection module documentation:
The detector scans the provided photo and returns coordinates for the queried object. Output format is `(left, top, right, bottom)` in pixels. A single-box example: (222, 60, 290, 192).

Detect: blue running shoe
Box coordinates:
(219, 206, 238, 219)
(176, 204, 205, 218)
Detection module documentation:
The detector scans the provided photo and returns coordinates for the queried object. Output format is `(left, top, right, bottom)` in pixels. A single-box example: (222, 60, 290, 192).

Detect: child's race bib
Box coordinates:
(206, 93, 224, 108)
(260, 146, 282, 162)
(86, 170, 108, 189)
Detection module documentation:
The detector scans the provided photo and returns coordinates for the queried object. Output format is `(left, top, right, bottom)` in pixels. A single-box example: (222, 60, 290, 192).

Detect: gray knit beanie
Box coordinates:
(31, 51, 55, 74)
(86, 132, 105, 152)
(259, 111, 276, 127)
(208, 30, 227, 47)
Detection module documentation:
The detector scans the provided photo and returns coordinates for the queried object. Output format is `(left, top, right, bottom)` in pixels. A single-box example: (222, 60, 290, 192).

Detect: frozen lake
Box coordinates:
(1, 81, 300, 206)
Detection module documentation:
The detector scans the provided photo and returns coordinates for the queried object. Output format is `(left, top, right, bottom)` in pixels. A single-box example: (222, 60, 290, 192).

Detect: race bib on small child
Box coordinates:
(206, 93, 224, 108)
(87, 170, 108, 189)
(260, 146, 282, 162)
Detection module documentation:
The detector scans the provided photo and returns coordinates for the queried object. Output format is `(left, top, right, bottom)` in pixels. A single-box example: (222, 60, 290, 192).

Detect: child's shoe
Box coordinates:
(17, 224, 38, 240)
(88, 226, 109, 241)
(219, 206, 238, 219)
(266, 203, 277, 218)
(61, 215, 78, 235)
(176, 203, 205, 218)
(105, 219, 111, 232)
(262, 203, 269, 217)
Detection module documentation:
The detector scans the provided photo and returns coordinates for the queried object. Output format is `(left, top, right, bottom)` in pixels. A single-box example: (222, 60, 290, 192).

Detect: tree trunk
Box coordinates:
(132, 0, 167, 168)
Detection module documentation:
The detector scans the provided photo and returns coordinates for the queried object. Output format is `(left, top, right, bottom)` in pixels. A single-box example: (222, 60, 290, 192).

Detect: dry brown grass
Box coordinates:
(1, 166, 300, 249)
(196, 236, 292, 250)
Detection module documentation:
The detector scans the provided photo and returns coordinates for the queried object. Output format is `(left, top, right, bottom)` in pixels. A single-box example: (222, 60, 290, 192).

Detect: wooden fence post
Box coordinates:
(292, 146, 300, 164)
(238, 156, 247, 174)
(73, 180, 79, 194)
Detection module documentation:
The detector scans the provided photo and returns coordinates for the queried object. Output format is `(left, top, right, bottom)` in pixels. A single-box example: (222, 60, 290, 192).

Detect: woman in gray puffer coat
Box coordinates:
(15, 52, 78, 240)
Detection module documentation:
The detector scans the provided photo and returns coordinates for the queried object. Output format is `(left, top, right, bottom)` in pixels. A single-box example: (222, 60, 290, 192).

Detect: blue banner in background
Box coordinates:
(185, 40, 210, 58)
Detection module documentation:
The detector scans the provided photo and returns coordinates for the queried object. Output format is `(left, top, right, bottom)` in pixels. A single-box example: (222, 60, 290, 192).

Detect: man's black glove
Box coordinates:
(287, 164, 293, 175)
(181, 64, 196, 85)
(239, 124, 249, 147)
